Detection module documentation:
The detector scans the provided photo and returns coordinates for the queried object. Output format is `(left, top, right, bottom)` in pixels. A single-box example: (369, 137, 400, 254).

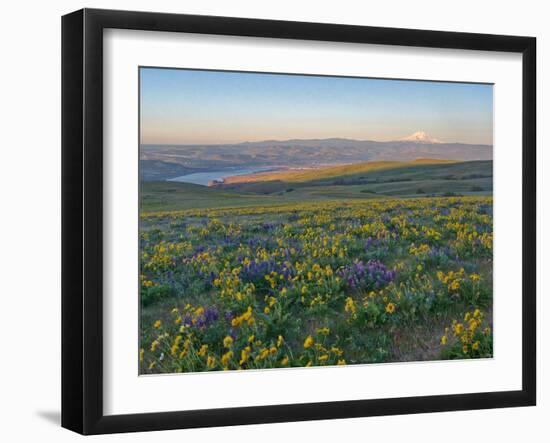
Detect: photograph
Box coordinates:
(138, 67, 494, 374)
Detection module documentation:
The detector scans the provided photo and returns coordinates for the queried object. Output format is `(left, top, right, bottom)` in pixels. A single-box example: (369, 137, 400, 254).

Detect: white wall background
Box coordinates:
(0, 0, 546, 441)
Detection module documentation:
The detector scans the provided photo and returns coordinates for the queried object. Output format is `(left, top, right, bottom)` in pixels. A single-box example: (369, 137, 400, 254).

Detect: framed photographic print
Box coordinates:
(61, 8, 536, 435)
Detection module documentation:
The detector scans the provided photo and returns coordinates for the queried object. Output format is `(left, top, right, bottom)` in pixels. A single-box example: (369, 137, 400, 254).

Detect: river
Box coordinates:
(167, 166, 274, 186)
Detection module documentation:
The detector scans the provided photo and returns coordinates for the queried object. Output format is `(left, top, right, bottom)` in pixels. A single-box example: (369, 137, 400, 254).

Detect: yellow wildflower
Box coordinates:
(221, 351, 233, 367)
(344, 297, 357, 318)
(170, 344, 179, 356)
(304, 335, 314, 349)
(194, 306, 204, 317)
(239, 347, 251, 365)
(207, 355, 216, 368)
(449, 280, 460, 291)
(453, 323, 464, 336)
(198, 344, 208, 356)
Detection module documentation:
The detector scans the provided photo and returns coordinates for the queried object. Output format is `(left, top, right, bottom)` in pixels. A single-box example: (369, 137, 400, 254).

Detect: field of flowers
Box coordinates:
(139, 196, 493, 374)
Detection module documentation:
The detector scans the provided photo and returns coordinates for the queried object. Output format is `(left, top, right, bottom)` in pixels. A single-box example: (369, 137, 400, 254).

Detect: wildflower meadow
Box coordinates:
(139, 196, 493, 373)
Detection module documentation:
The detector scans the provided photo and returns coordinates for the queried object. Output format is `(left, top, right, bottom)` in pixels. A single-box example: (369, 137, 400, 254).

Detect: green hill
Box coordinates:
(140, 160, 492, 212)
(220, 160, 492, 193)
(223, 159, 456, 185)
(140, 181, 292, 212)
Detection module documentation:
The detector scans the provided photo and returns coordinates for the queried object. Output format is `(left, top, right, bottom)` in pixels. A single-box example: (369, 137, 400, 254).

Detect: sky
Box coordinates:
(140, 67, 493, 145)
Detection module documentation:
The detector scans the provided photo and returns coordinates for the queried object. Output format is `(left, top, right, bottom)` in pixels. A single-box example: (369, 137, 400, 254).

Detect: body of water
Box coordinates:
(167, 167, 273, 186)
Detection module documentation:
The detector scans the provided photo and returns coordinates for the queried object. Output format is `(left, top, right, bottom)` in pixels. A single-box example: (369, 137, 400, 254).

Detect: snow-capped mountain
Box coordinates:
(397, 131, 442, 144)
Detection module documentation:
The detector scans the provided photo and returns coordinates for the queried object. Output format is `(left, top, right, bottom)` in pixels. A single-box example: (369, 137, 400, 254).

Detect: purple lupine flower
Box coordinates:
(189, 306, 220, 330)
(240, 258, 291, 283)
(204, 306, 219, 323)
(194, 316, 206, 328)
(182, 314, 193, 327)
(338, 259, 396, 290)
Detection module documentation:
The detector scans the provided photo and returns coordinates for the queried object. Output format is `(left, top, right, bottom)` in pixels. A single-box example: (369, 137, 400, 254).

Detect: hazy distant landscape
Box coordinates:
(140, 134, 492, 182)
(139, 132, 492, 213)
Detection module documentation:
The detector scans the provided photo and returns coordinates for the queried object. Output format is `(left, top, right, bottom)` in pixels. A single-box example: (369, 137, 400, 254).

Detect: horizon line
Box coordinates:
(140, 136, 493, 147)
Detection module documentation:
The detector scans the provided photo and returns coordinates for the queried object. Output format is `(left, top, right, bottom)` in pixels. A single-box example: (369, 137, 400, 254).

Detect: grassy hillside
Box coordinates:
(223, 159, 456, 185)
(140, 160, 492, 212)
(140, 181, 291, 212)
(220, 160, 492, 193)
(286, 177, 491, 199)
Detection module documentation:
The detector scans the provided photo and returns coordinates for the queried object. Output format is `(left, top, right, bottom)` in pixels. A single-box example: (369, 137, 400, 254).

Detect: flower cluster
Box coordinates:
(440, 309, 492, 358)
(338, 259, 396, 290)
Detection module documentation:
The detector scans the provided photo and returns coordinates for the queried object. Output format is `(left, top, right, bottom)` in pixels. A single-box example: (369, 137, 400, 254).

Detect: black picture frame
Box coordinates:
(62, 8, 536, 435)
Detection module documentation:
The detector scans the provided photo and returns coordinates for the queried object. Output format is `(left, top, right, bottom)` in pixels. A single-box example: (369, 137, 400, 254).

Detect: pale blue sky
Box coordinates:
(140, 67, 493, 145)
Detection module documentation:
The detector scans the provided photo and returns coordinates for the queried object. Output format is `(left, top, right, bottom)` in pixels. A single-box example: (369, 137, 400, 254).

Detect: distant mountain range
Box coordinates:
(140, 132, 493, 181)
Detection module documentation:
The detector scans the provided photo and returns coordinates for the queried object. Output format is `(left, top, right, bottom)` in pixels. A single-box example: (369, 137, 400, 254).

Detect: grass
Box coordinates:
(140, 181, 288, 212)
(222, 159, 458, 184)
(140, 160, 493, 212)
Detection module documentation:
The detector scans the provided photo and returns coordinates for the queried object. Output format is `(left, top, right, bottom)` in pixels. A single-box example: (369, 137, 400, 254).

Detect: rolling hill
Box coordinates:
(221, 159, 457, 185)
(140, 160, 493, 212)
